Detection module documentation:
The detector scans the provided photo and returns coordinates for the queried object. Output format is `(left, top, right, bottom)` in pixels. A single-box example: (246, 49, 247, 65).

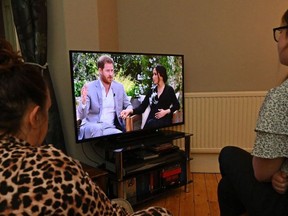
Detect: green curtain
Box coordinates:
(11, 0, 66, 153)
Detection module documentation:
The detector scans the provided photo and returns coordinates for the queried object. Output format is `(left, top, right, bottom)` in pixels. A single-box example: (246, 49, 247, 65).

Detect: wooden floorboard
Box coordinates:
(134, 173, 221, 216)
(179, 180, 194, 216)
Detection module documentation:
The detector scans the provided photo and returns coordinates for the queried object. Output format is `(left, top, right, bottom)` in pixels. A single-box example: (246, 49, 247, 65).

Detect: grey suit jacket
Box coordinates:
(78, 79, 132, 131)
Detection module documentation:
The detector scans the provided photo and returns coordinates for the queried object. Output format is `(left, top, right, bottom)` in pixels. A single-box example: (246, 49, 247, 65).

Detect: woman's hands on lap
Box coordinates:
(272, 171, 288, 194)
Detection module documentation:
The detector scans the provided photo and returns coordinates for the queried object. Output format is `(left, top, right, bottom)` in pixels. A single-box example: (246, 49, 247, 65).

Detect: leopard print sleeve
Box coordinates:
(0, 137, 172, 215)
(0, 137, 129, 215)
(37, 144, 129, 215)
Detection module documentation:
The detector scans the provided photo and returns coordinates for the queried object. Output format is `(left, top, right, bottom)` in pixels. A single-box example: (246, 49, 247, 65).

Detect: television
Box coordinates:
(69, 50, 184, 144)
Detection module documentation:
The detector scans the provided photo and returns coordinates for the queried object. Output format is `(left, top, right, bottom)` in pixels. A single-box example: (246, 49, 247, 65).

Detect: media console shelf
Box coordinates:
(102, 130, 192, 205)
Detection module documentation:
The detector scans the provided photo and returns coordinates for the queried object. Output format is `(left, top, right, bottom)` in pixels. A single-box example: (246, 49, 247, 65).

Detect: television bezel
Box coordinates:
(68, 50, 185, 144)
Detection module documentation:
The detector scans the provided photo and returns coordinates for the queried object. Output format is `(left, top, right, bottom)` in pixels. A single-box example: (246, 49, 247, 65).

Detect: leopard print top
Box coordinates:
(0, 136, 172, 216)
(251, 79, 288, 173)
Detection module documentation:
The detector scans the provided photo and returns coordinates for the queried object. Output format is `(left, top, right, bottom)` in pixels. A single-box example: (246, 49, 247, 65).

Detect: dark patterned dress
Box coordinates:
(251, 79, 288, 172)
(133, 84, 180, 129)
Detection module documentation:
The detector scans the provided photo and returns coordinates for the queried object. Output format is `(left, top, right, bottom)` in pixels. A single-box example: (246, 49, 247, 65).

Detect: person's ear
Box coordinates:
(29, 105, 41, 128)
(99, 68, 103, 75)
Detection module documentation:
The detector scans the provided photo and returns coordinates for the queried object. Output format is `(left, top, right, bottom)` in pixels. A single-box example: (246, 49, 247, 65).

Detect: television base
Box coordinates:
(100, 130, 193, 205)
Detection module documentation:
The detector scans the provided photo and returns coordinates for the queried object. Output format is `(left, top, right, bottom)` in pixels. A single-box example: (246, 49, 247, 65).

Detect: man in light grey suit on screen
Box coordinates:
(77, 55, 132, 139)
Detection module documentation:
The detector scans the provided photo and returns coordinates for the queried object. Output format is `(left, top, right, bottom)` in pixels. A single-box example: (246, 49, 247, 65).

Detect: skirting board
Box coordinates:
(190, 148, 252, 173)
(190, 153, 220, 173)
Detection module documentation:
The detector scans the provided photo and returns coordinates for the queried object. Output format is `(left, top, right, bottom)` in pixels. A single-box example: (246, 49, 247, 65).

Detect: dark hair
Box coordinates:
(155, 65, 167, 83)
(0, 38, 47, 137)
(97, 55, 114, 70)
(282, 9, 288, 25)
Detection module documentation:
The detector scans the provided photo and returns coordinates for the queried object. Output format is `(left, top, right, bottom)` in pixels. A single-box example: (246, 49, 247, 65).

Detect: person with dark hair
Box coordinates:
(218, 9, 288, 216)
(121, 64, 180, 129)
(0, 38, 172, 215)
(77, 55, 133, 139)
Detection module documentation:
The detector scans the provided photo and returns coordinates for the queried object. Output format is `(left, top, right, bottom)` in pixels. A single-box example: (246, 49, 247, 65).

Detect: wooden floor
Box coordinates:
(134, 173, 221, 216)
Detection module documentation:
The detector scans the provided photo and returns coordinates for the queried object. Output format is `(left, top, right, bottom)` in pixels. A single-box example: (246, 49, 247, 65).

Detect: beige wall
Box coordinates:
(47, 0, 288, 164)
(116, 0, 288, 92)
(48, 0, 119, 162)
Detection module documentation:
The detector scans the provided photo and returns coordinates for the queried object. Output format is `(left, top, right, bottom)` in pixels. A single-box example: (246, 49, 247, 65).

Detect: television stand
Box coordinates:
(101, 130, 192, 205)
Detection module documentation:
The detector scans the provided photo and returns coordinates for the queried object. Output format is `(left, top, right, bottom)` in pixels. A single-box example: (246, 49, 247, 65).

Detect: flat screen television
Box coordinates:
(69, 50, 184, 144)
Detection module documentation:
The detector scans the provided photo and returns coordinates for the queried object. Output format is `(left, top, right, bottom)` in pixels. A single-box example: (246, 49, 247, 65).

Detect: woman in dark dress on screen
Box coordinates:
(121, 65, 180, 129)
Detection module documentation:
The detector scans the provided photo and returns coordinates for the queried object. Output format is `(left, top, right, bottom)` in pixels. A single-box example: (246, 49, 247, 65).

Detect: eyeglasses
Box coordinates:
(273, 25, 288, 42)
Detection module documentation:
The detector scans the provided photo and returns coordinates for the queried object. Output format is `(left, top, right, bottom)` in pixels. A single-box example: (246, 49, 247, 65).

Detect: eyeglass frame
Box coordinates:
(273, 25, 288, 42)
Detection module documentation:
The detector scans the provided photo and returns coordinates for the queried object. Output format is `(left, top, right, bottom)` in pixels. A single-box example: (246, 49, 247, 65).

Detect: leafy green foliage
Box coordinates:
(114, 70, 140, 97)
(71, 52, 183, 106)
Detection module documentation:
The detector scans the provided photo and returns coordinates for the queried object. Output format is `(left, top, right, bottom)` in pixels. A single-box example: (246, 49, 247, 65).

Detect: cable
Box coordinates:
(81, 142, 102, 165)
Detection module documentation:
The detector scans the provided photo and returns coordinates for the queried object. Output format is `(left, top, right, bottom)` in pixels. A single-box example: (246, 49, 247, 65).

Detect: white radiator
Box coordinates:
(172, 91, 266, 153)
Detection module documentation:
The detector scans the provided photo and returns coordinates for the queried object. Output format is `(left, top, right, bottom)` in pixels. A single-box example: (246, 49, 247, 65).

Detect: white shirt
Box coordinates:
(99, 81, 115, 125)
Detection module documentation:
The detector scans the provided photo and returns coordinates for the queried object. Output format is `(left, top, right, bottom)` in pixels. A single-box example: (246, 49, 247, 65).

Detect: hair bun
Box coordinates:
(0, 39, 23, 72)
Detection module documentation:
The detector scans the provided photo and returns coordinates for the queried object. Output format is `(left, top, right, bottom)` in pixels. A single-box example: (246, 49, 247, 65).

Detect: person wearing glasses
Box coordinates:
(218, 9, 288, 216)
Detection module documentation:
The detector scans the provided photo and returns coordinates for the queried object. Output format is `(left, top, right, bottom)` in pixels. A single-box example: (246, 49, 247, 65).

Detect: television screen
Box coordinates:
(69, 50, 184, 143)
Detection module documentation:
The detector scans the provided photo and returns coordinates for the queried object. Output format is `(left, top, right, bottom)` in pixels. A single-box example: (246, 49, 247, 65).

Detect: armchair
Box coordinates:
(125, 110, 183, 132)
